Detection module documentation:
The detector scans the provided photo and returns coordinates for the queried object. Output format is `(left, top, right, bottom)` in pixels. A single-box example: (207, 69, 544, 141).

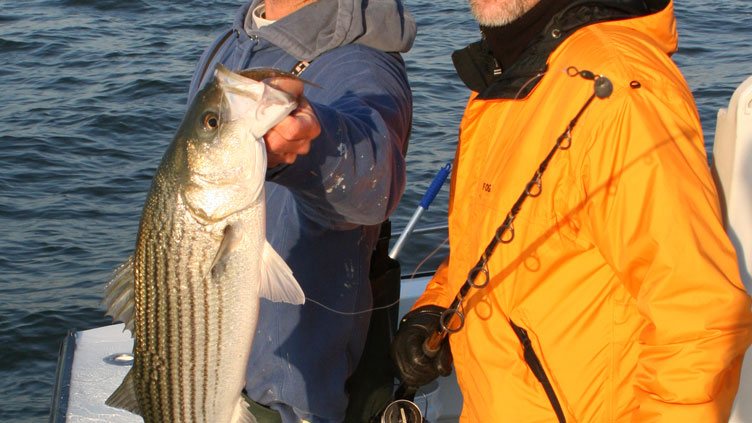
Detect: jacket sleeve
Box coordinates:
(412, 258, 454, 310)
(583, 80, 752, 422)
(267, 47, 411, 230)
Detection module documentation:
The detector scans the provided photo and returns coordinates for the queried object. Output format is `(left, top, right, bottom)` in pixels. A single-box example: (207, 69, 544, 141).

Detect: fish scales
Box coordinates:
(139, 196, 250, 421)
(102, 64, 305, 422)
(134, 186, 264, 422)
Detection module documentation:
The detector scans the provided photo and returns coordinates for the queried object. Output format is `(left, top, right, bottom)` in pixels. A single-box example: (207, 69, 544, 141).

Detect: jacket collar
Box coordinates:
(453, 0, 671, 99)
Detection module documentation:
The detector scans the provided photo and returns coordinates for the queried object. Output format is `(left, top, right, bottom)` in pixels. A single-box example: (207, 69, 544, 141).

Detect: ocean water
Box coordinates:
(1, 0, 750, 421)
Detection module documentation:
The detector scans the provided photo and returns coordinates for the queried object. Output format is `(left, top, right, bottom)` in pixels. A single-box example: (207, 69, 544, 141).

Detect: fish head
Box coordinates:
(177, 64, 297, 222)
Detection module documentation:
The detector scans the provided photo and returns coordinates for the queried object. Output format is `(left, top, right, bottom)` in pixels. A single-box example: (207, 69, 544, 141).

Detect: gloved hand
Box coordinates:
(390, 305, 453, 388)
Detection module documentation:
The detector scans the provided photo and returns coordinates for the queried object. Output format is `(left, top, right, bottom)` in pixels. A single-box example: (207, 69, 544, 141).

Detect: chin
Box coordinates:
(468, 0, 537, 26)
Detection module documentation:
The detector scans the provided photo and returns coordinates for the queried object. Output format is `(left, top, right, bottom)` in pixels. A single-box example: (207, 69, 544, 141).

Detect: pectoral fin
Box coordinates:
(259, 241, 305, 305)
(209, 224, 244, 280)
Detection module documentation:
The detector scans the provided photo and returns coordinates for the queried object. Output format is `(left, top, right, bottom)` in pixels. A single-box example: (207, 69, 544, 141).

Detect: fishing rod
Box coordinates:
(389, 163, 452, 260)
(380, 69, 613, 423)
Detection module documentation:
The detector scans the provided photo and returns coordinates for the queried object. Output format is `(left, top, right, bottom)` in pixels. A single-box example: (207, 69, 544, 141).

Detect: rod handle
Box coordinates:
(418, 163, 451, 210)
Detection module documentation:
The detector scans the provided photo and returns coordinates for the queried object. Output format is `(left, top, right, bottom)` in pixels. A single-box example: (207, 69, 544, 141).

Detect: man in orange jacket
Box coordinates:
(391, 0, 752, 421)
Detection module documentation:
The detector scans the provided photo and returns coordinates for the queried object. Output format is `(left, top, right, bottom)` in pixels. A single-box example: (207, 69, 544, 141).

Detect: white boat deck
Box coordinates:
(51, 276, 464, 423)
(57, 324, 141, 423)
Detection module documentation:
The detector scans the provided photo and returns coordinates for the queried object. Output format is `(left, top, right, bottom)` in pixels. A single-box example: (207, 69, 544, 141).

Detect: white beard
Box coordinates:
(468, 0, 540, 26)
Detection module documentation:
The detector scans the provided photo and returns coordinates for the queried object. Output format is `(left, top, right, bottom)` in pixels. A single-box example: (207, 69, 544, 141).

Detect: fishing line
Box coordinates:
(406, 235, 449, 280)
(308, 72, 551, 317)
(304, 297, 404, 316)
(305, 236, 450, 316)
(301, 70, 592, 317)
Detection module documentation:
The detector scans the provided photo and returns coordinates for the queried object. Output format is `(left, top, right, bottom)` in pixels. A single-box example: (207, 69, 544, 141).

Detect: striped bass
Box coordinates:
(101, 63, 305, 423)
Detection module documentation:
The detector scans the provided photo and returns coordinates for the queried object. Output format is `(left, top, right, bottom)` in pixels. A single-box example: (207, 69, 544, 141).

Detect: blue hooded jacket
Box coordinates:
(187, 1, 415, 421)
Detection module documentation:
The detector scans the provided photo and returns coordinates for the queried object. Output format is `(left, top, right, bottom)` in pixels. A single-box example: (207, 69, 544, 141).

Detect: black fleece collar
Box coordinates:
(480, 0, 570, 72)
(452, 0, 669, 99)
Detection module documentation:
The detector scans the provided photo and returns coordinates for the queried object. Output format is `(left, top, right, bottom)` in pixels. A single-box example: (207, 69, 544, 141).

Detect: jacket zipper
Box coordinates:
(509, 320, 566, 423)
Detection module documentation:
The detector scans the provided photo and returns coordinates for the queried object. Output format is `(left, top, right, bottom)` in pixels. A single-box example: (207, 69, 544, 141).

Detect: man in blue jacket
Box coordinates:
(188, 0, 415, 422)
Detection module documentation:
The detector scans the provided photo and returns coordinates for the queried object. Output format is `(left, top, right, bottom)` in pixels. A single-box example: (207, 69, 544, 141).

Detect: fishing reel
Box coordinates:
(378, 399, 424, 423)
(371, 381, 440, 423)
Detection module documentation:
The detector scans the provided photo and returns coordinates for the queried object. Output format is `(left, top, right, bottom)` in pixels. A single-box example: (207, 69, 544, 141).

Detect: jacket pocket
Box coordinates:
(509, 319, 567, 423)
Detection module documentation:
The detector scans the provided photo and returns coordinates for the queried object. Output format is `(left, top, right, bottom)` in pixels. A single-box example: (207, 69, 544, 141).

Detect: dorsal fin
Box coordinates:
(101, 256, 136, 335)
(235, 67, 319, 88)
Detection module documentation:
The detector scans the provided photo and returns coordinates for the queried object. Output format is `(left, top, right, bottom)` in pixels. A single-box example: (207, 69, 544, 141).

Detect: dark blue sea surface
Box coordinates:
(0, 1, 750, 421)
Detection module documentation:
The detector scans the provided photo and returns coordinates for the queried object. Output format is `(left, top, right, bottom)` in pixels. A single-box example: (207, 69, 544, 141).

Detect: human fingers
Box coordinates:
(266, 150, 297, 167)
(264, 104, 321, 167)
(267, 105, 319, 148)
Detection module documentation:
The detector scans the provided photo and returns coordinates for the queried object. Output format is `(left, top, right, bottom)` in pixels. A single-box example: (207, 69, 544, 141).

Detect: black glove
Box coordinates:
(390, 305, 453, 388)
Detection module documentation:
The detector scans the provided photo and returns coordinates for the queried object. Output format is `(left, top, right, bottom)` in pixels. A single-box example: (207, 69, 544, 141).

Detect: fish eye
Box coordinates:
(202, 112, 219, 131)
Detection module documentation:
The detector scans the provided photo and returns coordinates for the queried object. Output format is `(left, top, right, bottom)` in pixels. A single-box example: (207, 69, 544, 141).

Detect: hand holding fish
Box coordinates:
(264, 77, 321, 167)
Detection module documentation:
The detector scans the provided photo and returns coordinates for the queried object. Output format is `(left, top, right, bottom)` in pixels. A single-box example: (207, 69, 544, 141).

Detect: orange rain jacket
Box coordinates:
(413, 0, 752, 421)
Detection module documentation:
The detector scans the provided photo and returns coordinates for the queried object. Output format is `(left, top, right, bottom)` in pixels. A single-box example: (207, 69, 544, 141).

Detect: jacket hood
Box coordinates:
(235, 0, 416, 62)
(453, 0, 676, 98)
